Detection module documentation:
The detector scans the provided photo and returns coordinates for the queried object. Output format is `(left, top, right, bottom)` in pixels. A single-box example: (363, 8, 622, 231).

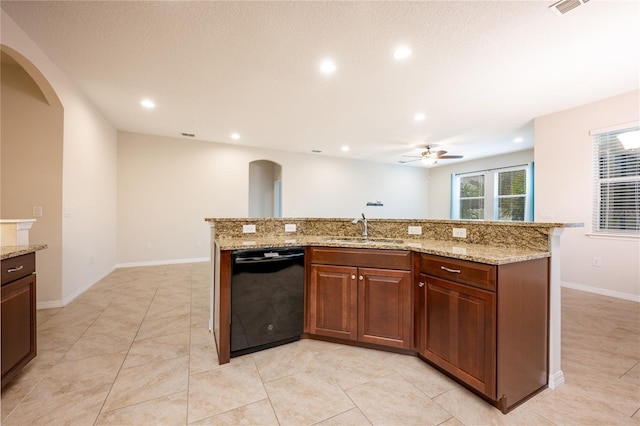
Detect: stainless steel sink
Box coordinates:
(323, 237, 404, 245)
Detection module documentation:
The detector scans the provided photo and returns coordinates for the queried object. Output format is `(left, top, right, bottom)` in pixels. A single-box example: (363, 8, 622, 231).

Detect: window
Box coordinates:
(452, 164, 533, 221)
(592, 124, 640, 235)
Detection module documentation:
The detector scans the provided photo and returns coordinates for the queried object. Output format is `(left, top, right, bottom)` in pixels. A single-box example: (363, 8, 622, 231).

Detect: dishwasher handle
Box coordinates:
(234, 252, 304, 264)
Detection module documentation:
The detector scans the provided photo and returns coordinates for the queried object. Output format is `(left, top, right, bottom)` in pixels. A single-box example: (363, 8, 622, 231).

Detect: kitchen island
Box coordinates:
(1, 244, 47, 387)
(206, 217, 581, 413)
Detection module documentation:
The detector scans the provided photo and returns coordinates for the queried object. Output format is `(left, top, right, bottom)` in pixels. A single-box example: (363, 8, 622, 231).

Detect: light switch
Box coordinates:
(243, 224, 256, 233)
(285, 224, 296, 232)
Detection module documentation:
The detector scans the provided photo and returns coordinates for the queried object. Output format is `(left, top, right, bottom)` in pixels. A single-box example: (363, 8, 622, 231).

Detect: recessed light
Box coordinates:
(394, 46, 412, 60)
(320, 59, 337, 74)
(514, 137, 524, 143)
(140, 99, 155, 109)
(414, 113, 426, 121)
(341, 146, 349, 152)
(231, 133, 240, 140)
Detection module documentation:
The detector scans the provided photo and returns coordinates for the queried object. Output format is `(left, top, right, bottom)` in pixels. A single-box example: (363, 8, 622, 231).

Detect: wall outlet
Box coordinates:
(408, 226, 422, 235)
(592, 257, 601, 267)
(32, 206, 43, 217)
(242, 224, 256, 234)
(540, 210, 554, 220)
(285, 224, 297, 232)
(452, 228, 467, 238)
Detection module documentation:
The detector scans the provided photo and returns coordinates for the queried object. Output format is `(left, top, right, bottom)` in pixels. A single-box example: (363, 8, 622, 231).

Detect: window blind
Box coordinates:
(592, 126, 640, 234)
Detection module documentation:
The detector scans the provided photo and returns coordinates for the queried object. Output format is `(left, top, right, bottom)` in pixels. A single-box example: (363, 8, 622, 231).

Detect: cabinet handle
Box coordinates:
(440, 266, 461, 274)
(418, 282, 425, 287)
(7, 265, 24, 273)
(359, 275, 363, 281)
(351, 275, 356, 280)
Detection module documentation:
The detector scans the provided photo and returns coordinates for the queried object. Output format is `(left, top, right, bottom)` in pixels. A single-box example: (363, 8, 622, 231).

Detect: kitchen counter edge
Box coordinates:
(1, 245, 48, 260)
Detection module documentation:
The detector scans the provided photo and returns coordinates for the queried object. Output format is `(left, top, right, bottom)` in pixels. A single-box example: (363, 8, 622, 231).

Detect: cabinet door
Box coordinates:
(358, 268, 412, 348)
(419, 274, 496, 398)
(2, 274, 36, 385)
(308, 265, 358, 340)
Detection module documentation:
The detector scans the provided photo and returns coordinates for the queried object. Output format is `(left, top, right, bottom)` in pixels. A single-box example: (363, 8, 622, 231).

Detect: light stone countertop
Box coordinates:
(214, 236, 549, 265)
(1, 244, 48, 260)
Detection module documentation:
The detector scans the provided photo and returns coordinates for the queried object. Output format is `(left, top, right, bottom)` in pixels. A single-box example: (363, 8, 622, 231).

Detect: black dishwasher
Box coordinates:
(230, 246, 305, 357)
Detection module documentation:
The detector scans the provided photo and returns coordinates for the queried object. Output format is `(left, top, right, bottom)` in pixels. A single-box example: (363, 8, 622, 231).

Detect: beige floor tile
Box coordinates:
(36, 320, 94, 351)
(0, 373, 42, 422)
(189, 338, 220, 376)
(347, 374, 451, 426)
(36, 307, 61, 325)
(135, 312, 191, 341)
(103, 355, 189, 412)
(314, 345, 396, 390)
(265, 370, 354, 425)
(96, 391, 188, 425)
(525, 383, 637, 425)
(433, 386, 553, 426)
(188, 358, 267, 423)
(622, 362, 640, 387)
(562, 360, 640, 416)
(190, 398, 279, 425)
(252, 341, 321, 382)
(62, 328, 137, 361)
(317, 407, 372, 425)
(391, 353, 458, 398)
(3, 382, 111, 426)
(123, 331, 190, 369)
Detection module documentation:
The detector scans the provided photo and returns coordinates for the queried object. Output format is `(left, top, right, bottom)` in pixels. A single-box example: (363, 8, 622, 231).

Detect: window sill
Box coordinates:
(586, 233, 640, 242)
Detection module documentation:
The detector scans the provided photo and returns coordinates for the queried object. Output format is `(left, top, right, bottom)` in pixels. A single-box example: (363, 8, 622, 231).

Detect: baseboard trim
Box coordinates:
(548, 370, 565, 390)
(61, 267, 116, 306)
(37, 300, 64, 310)
(115, 257, 209, 269)
(562, 281, 640, 303)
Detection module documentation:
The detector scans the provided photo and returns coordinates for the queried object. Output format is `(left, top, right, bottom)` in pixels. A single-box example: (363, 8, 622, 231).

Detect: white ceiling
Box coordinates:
(2, 1, 638, 166)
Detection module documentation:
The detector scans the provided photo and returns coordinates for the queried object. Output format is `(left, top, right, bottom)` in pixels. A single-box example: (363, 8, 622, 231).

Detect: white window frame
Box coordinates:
(451, 163, 533, 222)
(590, 122, 640, 236)
(493, 164, 533, 222)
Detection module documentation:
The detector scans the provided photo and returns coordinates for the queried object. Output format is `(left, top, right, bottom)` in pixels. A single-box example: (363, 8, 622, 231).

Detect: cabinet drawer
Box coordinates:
(421, 254, 496, 291)
(1, 253, 35, 286)
(310, 247, 411, 270)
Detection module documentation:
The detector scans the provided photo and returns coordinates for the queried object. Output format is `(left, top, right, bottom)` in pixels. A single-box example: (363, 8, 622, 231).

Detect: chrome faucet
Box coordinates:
(352, 213, 368, 239)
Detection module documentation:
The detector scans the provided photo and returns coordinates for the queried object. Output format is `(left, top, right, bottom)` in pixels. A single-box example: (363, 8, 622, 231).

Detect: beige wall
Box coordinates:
(2, 11, 118, 307)
(117, 131, 430, 265)
(535, 90, 640, 300)
(1, 58, 63, 304)
(427, 149, 535, 219)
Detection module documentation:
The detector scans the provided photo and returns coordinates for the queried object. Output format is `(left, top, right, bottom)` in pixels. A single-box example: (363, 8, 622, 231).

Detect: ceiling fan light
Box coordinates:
(617, 131, 640, 150)
(421, 157, 437, 166)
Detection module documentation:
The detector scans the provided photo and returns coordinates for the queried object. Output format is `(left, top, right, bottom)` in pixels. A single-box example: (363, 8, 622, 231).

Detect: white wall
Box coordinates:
(427, 150, 535, 219)
(117, 131, 430, 265)
(535, 90, 640, 301)
(2, 11, 118, 306)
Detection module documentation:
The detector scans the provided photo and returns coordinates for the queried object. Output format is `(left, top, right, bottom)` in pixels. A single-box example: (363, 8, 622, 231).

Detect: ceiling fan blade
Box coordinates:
(398, 158, 421, 164)
(400, 155, 421, 158)
(436, 150, 448, 157)
(438, 154, 464, 159)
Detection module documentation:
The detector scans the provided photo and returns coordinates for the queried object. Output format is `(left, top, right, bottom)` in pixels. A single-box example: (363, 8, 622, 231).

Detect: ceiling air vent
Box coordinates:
(549, 0, 590, 15)
(181, 132, 195, 137)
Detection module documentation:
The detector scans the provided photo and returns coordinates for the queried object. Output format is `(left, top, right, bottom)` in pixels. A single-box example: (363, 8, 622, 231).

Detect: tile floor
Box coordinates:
(1, 262, 639, 425)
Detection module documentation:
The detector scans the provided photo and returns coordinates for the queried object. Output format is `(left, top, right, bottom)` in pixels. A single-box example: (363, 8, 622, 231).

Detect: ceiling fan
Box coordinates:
(398, 145, 464, 165)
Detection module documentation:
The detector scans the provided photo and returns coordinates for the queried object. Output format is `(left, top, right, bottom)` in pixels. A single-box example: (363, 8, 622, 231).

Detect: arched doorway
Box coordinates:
(248, 160, 282, 218)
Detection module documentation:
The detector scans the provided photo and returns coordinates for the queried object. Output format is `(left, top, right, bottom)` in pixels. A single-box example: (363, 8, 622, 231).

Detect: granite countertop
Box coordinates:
(1, 245, 48, 260)
(214, 236, 549, 265)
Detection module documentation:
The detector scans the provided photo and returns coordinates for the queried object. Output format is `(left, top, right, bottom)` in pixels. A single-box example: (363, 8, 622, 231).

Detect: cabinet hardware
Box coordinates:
(351, 275, 356, 280)
(419, 282, 425, 287)
(440, 266, 461, 274)
(7, 266, 24, 273)
(359, 275, 363, 281)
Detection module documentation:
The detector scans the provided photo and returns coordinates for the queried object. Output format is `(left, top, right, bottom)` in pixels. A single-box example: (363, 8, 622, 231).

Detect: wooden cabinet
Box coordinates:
(419, 273, 496, 397)
(418, 253, 549, 413)
(307, 248, 413, 349)
(1, 253, 37, 388)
